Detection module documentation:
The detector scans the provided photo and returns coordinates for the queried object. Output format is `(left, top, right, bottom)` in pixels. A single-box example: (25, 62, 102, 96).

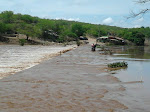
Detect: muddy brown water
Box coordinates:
(0, 45, 150, 112)
(106, 46, 150, 112)
(0, 45, 76, 79)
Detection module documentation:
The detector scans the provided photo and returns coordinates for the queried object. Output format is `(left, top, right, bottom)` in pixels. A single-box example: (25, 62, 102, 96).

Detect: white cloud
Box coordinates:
(67, 18, 80, 21)
(132, 17, 144, 28)
(134, 25, 141, 28)
(55, 17, 80, 21)
(134, 17, 144, 24)
(138, 17, 144, 22)
(102, 17, 113, 24)
(133, 17, 144, 25)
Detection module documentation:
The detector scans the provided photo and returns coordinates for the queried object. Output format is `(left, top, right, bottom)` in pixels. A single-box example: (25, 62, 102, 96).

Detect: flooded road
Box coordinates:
(0, 45, 76, 79)
(0, 45, 150, 112)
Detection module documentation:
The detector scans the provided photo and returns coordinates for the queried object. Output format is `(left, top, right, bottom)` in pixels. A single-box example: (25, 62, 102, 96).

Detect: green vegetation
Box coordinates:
(19, 39, 26, 46)
(0, 11, 150, 45)
(108, 62, 128, 68)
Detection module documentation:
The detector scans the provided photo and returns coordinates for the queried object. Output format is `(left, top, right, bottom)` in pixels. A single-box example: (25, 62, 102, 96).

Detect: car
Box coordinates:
(79, 36, 88, 40)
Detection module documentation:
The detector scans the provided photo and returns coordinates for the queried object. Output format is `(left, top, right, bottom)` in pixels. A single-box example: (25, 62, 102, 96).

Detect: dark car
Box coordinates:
(79, 36, 88, 40)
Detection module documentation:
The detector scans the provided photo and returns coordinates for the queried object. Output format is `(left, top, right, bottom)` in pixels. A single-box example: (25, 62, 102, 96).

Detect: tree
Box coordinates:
(21, 15, 35, 23)
(58, 30, 77, 43)
(0, 11, 14, 23)
(0, 22, 8, 42)
(0, 22, 6, 34)
(5, 24, 16, 34)
(17, 24, 40, 40)
(123, 31, 134, 41)
(128, 0, 150, 18)
(72, 23, 85, 37)
(52, 23, 61, 34)
(132, 31, 145, 45)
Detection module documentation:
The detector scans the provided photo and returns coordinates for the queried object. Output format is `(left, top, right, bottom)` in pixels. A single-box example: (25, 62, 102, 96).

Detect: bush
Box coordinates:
(108, 61, 128, 68)
(19, 39, 26, 46)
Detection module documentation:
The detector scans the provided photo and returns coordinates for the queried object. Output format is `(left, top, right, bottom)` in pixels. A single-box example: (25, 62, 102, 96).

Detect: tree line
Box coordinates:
(0, 11, 150, 45)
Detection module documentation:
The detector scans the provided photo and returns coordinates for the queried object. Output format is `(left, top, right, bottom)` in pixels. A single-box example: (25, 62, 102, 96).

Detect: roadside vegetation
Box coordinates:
(0, 11, 150, 45)
(19, 39, 26, 46)
(108, 62, 128, 71)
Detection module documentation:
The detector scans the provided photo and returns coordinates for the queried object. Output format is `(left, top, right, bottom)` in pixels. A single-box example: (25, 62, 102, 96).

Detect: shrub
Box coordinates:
(108, 61, 128, 68)
(19, 39, 26, 46)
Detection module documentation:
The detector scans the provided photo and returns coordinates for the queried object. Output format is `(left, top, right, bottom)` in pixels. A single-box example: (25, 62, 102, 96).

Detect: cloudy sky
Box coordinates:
(0, 0, 150, 28)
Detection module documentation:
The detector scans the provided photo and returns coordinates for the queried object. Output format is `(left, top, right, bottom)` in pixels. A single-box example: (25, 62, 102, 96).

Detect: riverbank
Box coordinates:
(0, 44, 77, 79)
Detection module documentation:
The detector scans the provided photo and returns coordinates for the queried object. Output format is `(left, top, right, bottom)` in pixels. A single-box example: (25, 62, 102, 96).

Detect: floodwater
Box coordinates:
(107, 46, 150, 85)
(0, 45, 150, 112)
(0, 45, 76, 79)
(106, 46, 150, 112)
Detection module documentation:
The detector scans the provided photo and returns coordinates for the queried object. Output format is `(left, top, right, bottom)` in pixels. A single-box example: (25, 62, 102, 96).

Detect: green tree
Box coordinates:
(0, 11, 14, 23)
(20, 15, 36, 23)
(17, 24, 40, 40)
(0, 22, 7, 42)
(72, 23, 85, 37)
(132, 31, 145, 45)
(37, 19, 54, 30)
(0, 22, 6, 34)
(58, 30, 77, 43)
(5, 24, 16, 34)
(123, 31, 133, 41)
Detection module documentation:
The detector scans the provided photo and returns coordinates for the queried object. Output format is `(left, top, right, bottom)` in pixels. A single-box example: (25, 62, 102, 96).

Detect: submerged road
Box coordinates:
(0, 45, 128, 112)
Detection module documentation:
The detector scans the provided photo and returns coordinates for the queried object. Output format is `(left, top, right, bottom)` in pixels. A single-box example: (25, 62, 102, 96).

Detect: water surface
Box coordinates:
(109, 46, 150, 87)
(106, 46, 150, 111)
(0, 45, 150, 112)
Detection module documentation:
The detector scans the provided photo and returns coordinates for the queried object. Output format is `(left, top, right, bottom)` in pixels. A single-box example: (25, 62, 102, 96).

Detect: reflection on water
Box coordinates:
(107, 45, 150, 110)
(110, 46, 150, 59)
(108, 46, 150, 86)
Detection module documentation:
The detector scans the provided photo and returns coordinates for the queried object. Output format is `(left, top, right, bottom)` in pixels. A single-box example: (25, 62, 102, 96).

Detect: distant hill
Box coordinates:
(0, 11, 150, 45)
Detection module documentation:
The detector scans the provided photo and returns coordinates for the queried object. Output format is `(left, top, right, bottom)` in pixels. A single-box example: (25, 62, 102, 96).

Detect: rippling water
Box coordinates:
(106, 45, 150, 111)
(108, 46, 150, 87)
(0, 45, 150, 112)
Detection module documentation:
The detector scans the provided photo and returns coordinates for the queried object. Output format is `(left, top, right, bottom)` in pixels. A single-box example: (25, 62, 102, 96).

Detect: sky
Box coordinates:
(0, 0, 150, 28)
